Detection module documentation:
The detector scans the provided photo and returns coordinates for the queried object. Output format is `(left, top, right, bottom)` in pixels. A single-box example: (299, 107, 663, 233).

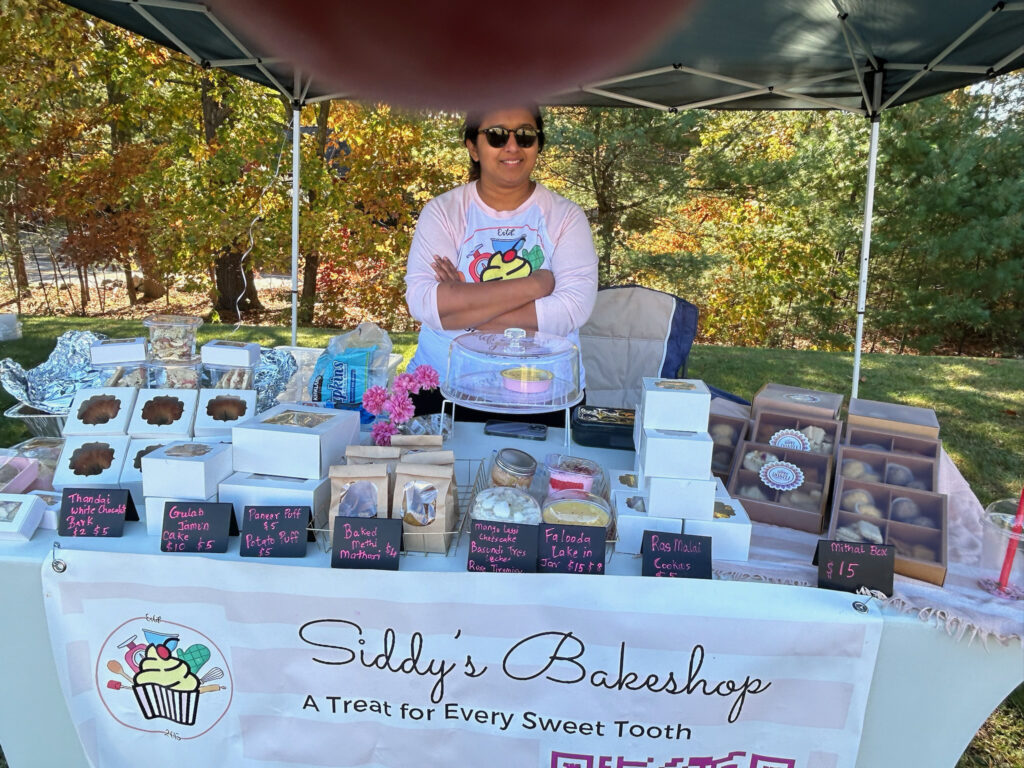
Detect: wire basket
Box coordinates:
(311, 458, 486, 557)
(4, 402, 68, 438)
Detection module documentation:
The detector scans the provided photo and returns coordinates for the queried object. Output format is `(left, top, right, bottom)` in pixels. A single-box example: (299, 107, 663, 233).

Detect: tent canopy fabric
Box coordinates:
(63, 0, 1024, 112)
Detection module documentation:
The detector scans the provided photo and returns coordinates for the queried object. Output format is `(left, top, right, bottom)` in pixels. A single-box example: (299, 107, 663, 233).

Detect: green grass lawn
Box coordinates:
(0, 317, 1021, 767)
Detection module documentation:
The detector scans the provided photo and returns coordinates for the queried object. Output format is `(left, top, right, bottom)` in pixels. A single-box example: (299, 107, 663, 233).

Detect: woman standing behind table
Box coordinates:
(405, 106, 598, 422)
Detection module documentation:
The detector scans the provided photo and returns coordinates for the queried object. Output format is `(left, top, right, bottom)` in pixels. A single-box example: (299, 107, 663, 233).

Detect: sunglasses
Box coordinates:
(480, 126, 542, 149)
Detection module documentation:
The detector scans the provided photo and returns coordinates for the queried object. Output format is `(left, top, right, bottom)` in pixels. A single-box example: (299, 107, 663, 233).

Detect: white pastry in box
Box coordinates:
(90, 337, 147, 366)
(218, 471, 329, 528)
(53, 435, 130, 492)
(231, 403, 359, 480)
(127, 388, 198, 439)
(640, 378, 711, 432)
(684, 497, 752, 562)
(145, 493, 217, 537)
(63, 387, 137, 436)
(637, 427, 713, 480)
(27, 489, 63, 530)
(613, 490, 682, 555)
(119, 439, 171, 510)
(201, 339, 261, 367)
(646, 473, 717, 520)
(194, 389, 257, 436)
(142, 441, 234, 500)
(0, 493, 45, 541)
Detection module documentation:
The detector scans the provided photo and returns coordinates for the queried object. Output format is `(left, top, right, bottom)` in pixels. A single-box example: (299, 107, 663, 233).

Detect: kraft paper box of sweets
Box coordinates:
(613, 490, 682, 555)
(640, 378, 711, 432)
(829, 476, 948, 586)
(637, 427, 713, 480)
(645, 473, 716, 521)
(127, 389, 199, 440)
(119, 439, 171, 510)
(0, 456, 39, 495)
(218, 471, 330, 529)
(201, 339, 261, 368)
(847, 397, 940, 440)
(27, 489, 63, 530)
(751, 410, 842, 461)
(709, 413, 748, 481)
(145, 493, 217, 537)
(726, 439, 833, 534)
(0, 493, 45, 541)
(53, 435, 131, 492)
(194, 390, 257, 436)
(752, 383, 844, 422)
(837, 445, 938, 494)
(684, 497, 752, 562)
(63, 387, 138, 437)
(90, 337, 147, 366)
(231, 403, 359, 480)
(142, 441, 234, 501)
(843, 426, 942, 461)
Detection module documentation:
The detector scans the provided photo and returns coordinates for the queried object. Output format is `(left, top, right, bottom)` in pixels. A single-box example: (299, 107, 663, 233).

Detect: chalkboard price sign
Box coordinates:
(160, 501, 232, 554)
(58, 488, 132, 538)
(331, 517, 402, 570)
(538, 524, 605, 575)
(816, 539, 894, 596)
(467, 520, 538, 573)
(240, 506, 310, 558)
(641, 531, 713, 579)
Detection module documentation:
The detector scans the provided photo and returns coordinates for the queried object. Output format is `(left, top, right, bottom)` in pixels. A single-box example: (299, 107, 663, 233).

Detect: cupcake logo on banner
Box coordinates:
(96, 618, 232, 737)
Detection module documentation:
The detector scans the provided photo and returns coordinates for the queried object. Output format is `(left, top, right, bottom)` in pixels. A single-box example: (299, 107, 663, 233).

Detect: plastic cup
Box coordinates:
(977, 498, 1024, 600)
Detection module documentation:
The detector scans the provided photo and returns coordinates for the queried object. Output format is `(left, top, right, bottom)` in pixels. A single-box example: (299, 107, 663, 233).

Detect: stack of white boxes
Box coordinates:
(53, 388, 138, 493)
(218, 403, 359, 533)
(142, 441, 234, 535)
(614, 378, 749, 561)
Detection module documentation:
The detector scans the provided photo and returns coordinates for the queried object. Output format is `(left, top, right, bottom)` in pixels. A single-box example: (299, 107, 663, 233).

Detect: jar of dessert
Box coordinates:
(490, 448, 538, 489)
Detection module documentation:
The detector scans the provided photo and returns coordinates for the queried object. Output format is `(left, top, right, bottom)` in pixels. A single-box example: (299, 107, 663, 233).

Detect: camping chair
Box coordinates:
(579, 285, 698, 409)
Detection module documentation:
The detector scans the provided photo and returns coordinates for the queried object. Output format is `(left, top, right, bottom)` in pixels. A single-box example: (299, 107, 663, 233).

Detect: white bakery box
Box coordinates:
(636, 427, 713, 481)
(142, 441, 234, 501)
(194, 389, 257, 436)
(613, 490, 683, 555)
(201, 339, 261, 367)
(0, 493, 45, 541)
(127, 388, 199, 440)
(218, 472, 330, 529)
(118, 439, 172, 510)
(640, 377, 711, 432)
(27, 489, 63, 530)
(684, 496, 752, 562)
(145, 493, 218, 537)
(62, 387, 138, 436)
(90, 336, 147, 366)
(644, 473, 716, 521)
(231, 404, 359, 480)
(53, 435, 131, 491)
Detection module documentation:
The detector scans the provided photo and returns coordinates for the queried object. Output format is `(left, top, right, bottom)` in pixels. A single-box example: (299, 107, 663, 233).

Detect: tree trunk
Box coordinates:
(298, 101, 333, 324)
(214, 248, 263, 318)
(124, 266, 138, 305)
(1, 207, 30, 292)
(76, 263, 90, 313)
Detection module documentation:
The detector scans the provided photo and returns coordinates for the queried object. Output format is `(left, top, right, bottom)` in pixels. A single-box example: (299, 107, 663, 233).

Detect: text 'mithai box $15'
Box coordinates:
(231, 403, 359, 480)
(640, 378, 711, 432)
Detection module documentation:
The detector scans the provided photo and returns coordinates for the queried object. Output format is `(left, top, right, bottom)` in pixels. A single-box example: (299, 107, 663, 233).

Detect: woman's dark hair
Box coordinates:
(462, 106, 545, 182)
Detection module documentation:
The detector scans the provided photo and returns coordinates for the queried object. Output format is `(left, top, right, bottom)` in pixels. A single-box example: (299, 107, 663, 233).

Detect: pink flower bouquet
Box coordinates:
(363, 365, 440, 446)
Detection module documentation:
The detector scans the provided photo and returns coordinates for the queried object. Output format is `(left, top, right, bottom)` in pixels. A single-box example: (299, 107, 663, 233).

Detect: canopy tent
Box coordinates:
(60, 0, 1024, 394)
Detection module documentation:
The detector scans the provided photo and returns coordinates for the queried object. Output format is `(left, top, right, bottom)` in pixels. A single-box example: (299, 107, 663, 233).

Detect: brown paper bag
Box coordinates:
(344, 445, 402, 465)
(393, 462, 457, 554)
(329, 464, 391, 539)
(390, 434, 444, 457)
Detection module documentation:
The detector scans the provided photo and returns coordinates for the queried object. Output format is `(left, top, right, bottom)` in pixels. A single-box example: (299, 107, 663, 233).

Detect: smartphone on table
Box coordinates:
(484, 420, 548, 441)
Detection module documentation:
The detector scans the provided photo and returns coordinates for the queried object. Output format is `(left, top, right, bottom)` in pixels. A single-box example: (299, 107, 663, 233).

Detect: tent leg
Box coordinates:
(851, 116, 880, 400)
(291, 104, 300, 346)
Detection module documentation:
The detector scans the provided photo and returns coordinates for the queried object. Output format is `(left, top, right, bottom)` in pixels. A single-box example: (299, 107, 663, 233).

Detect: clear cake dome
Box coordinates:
(442, 328, 581, 414)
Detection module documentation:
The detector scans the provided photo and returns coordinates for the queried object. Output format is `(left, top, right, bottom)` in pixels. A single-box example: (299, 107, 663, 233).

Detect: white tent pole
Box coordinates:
(291, 104, 300, 346)
(851, 115, 880, 400)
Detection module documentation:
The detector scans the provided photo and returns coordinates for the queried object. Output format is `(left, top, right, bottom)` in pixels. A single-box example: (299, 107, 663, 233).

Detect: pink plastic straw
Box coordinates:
(997, 487, 1024, 591)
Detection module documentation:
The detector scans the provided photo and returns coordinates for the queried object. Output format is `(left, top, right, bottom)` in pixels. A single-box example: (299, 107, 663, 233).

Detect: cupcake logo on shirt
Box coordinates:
(466, 229, 546, 283)
(97, 618, 232, 737)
